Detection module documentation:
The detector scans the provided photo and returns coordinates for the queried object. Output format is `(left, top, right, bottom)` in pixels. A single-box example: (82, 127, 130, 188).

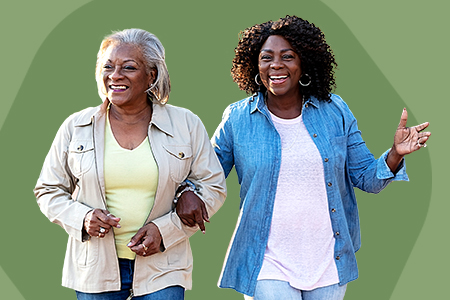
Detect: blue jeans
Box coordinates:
(76, 259, 185, 300)
(244, 280, 347, 300)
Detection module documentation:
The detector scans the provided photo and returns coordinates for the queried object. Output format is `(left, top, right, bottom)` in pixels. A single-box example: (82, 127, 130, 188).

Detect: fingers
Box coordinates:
(84, 209, 121, 238)
(201, 202, 210, 224)
(398, 108, 408, 129)
(128, 223, 162, 257)
(128, 228, 145, 248)
(417, 135, 431, 148)
(415, 122, 430, 133)
(179, 216, 196, 227)
(196, 212, 206, 234)
(97, 210, 121, 229)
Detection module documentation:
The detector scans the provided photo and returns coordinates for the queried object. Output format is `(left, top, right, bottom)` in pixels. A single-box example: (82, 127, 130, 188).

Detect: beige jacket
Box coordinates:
(34, 100, 226, 296)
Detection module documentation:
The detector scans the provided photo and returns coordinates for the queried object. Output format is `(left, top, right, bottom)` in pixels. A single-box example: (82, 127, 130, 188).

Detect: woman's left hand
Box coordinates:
(393, 108, 431, 156)
(387, 108, 431, 172)
(128, 223, 162, 257)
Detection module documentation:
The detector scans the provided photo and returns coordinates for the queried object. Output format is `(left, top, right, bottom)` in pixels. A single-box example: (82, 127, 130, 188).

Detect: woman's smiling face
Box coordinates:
(101, 43, 155, 107)
(258, 35, 302, 98)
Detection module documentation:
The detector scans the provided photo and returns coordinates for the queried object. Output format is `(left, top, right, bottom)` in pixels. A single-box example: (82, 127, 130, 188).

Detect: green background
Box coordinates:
(1, 0, 447, 299)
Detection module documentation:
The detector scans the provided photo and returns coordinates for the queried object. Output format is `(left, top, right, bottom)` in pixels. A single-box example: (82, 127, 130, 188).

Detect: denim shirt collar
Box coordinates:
(250, 92, 321, 116)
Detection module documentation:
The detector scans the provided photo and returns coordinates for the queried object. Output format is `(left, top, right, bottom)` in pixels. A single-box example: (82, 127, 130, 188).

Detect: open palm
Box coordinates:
(393, 108, 430, 156)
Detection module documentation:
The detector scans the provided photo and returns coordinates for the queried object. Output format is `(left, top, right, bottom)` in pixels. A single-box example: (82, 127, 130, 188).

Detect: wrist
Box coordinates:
(174, 186, 195, 205)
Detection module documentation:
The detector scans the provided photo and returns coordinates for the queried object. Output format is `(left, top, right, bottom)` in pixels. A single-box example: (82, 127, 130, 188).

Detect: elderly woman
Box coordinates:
(34, 28, 226, 299)
(177, 16, 431, 300)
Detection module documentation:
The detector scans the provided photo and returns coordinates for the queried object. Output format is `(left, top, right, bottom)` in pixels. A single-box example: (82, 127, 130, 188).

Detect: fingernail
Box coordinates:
(117, 225, 121, 228)
(127, 242, 132, 247)
(202, 230, 205, 234)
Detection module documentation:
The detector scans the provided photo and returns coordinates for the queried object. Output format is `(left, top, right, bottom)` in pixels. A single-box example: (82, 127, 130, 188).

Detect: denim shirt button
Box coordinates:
(305, 103, 309, 108)
(328, 182, 332, 187)
(313, 134, 317, 138)
(331, 208, 336, 212)
(336, 256, 340, 260)
(335, 232, 340, 236)
(324, 158, 329, 162)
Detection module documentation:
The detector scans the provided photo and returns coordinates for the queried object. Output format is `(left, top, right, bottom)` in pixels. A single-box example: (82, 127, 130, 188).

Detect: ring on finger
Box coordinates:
(142, 244, 148, 251)
(417, 140, 427, 148)
(107, 213, 112, 217)
(99, 227, 106, 233)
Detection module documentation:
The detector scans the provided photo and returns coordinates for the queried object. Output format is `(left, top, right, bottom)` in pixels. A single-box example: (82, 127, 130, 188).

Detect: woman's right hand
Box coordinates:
(83, 209, 121, 238)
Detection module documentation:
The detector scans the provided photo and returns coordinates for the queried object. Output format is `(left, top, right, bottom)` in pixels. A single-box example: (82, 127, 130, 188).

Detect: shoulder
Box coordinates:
(320, 94, 355, 119)
(62, 105, 100, 128)
(162, 104, 202, 124)
(221, 95, 254, 120)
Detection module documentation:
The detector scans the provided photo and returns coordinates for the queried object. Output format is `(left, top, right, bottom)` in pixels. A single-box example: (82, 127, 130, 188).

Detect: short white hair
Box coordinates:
(95, 28, 171, 104)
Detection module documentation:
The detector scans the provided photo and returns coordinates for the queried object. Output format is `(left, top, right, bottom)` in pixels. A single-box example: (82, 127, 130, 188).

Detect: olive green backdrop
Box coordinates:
(1, 0, 447, 299)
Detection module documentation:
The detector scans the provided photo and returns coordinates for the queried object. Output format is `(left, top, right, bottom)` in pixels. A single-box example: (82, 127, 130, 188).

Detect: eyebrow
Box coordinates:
(260, 48, 294, 53)
(106, 59, 139, 63)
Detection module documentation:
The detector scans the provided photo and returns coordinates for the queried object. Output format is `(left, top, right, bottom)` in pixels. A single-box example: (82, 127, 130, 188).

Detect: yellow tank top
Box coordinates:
(104, 111, 158, 259)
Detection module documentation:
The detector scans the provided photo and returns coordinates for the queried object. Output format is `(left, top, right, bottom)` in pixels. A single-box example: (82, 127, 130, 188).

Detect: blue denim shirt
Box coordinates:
(211, 92, 408, 296)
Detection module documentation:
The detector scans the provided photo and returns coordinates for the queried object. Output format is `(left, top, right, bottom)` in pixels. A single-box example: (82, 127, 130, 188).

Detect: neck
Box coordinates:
(265, 91, 303, 119)
(109, 101, 152, 125)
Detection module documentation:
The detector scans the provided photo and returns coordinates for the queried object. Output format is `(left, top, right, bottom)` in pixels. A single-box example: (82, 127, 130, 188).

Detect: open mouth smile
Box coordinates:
(269, 75, 288, 84)
(109, 85, 129, 92)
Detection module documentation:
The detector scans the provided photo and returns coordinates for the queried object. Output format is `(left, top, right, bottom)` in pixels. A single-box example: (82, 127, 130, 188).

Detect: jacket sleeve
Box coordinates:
(151, 114, 227, 250)
(34, 117, 93, 242)
(211, 105, 235, 178)
(343, 101, 409, 193)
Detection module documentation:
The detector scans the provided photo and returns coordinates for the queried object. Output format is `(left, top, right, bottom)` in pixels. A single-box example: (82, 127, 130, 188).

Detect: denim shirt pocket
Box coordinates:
(163, 145, 193, 183)
(68, 140, 95, 178)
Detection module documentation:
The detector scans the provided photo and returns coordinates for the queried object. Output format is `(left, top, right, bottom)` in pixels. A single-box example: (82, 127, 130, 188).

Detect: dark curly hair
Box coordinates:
(231, 15, 337, 101)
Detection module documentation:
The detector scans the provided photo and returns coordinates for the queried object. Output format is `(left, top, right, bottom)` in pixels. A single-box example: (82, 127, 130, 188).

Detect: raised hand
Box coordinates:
(393, 108, 431, 156)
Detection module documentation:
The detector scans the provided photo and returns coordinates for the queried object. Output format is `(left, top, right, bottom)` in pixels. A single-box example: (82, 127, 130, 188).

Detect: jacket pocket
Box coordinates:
(72, 236, 99, 267)
(155, 239, 189, 268)
(162, 145, 193, 183)
(68, 140, 95, 178)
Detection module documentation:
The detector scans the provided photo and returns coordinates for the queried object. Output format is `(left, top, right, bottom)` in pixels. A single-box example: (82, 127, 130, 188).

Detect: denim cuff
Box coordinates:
(377, 149, 409, 181)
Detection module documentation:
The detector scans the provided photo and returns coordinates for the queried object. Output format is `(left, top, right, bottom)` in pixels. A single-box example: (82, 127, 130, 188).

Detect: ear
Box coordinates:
(148, 68, 157, 86)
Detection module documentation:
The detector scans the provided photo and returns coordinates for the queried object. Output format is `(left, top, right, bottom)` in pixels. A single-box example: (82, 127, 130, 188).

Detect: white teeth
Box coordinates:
(110, 85, 127, 90)
(270, 75, 288, 79)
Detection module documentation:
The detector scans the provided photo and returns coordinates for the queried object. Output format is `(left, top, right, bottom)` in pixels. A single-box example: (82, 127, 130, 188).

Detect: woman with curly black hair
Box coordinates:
(177, 15, 431, 300)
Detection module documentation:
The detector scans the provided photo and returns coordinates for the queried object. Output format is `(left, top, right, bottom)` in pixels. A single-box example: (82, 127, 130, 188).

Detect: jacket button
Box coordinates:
(178, 152, 185, 158)
(328, 182, 332, 187)
(324, 158, 329, 162)
(336, 256, 340, 260)
(313, 134, 317, 138)
(331, 208, 336, 213)
(77, 145, 84, 151)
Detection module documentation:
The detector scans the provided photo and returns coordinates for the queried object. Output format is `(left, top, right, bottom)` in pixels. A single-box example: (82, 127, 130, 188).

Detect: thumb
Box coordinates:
(128, 229, 144, 248)
(398, 108, 408, 129)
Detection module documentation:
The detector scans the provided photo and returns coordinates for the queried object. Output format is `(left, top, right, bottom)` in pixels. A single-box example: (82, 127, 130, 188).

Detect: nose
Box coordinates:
(109, 67, 123, 80)
(270, 57, 284, 69)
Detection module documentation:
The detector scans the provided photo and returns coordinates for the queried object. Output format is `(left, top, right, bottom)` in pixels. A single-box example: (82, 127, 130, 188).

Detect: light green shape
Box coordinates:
(0, 266, 25, 300)
(321, 1, 449, 299)
(0, 0, 92, 131)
